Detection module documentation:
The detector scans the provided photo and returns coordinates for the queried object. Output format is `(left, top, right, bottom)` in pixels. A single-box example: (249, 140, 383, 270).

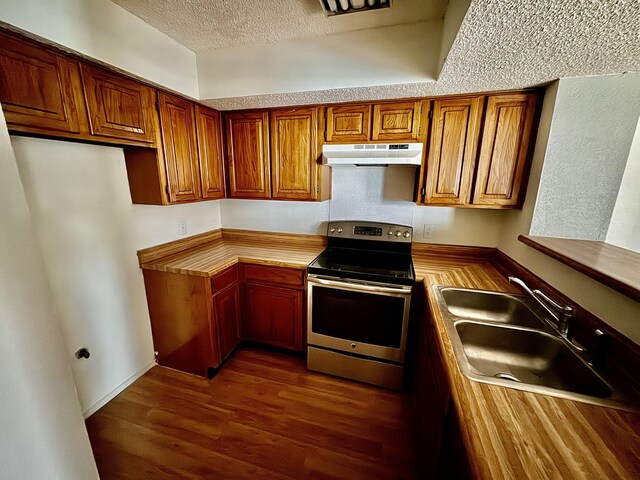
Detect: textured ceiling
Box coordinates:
(203, 0, 640, 109)
(111, 0, 448, 52)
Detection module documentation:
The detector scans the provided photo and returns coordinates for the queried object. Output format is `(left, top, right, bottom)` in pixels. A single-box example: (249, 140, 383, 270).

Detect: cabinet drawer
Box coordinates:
(211, 264, 239, 293)
(243, 264, 304, 288)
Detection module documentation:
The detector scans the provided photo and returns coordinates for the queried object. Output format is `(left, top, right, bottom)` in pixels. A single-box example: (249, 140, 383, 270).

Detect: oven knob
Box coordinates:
(403, 231, 410, 238)
(337, 227, 343, 233)
(388, 230, 394, 236)
(330, 227, 336, 233)
(351, 343, 356, 348)
(395, 230, 402, 237)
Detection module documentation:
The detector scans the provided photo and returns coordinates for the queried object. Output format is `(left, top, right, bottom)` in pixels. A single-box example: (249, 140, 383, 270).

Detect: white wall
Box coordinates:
(198, 21, 441, 99)
(0, 113, 98, 478)
(220, 199, 329, 235)
(529, 73, 640, 240)
(498, 82, 640, 345)
(220, 166, 504, 248)
(0, 0, 198, 97)
(12, 136, 221, 416)
(607, 116, 640, 252)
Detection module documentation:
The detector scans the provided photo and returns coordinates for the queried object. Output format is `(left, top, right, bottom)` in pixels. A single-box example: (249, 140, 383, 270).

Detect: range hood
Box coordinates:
(322, 143, 423, 166)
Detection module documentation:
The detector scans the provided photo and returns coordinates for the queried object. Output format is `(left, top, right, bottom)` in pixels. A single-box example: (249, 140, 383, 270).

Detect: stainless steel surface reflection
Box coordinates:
(433, 286, 639, 411)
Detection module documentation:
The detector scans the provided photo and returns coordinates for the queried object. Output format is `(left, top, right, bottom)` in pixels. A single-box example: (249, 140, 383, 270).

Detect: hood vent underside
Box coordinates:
(322, 142, 423, 166)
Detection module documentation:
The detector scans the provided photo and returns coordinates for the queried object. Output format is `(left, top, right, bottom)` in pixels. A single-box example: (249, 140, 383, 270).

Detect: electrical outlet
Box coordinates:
(178, 220, 187, 236)
(423, 223, 436, 239)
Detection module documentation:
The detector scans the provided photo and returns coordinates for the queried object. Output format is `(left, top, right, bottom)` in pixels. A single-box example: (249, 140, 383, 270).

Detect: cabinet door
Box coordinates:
(226, 112, 271, 198)
(423, 97, 483, 205)
(214, 283, 241, 362)
(325, 104, 371, 142)
(372, 101, 424, 141)
(81, 65, 156, 143)
(158, 93, 201, 202)
(472, 93, 537, 207)
(270, 107, 319, 200)
(195, 106, 225, 199)
(0, 32, 86, 134)
(244, 283, 303, 351)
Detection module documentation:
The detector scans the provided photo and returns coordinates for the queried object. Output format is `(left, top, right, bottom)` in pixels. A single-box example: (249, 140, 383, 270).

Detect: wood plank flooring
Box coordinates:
(86, 348, 416, 479)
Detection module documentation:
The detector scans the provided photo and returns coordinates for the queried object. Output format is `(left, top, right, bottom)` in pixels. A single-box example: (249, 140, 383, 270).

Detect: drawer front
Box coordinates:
(243, 264, 304, 288)
(211, 264, 239, 293)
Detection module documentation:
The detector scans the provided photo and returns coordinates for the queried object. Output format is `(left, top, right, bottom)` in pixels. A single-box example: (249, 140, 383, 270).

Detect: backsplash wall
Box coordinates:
(220, 166, 505, 247)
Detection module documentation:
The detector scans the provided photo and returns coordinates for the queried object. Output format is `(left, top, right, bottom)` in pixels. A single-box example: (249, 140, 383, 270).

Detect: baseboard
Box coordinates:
(82, 359, 156, 419)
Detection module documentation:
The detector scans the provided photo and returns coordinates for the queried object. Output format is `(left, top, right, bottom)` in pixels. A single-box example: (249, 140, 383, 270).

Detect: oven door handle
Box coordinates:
(308, 276, 411, 295)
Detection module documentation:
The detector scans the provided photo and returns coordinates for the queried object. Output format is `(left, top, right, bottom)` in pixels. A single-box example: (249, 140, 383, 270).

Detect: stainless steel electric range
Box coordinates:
(306, 221, 414, 390)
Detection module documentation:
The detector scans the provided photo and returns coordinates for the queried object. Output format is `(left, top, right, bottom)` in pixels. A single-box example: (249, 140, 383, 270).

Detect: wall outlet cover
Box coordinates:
(178, 220, 187, 236)
(423, 223, 436, 238)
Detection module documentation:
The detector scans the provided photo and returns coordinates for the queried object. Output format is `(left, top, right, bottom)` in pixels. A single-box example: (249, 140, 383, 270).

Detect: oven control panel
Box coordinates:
(353, 226, 382, 237)
(327, 221, 412, 243)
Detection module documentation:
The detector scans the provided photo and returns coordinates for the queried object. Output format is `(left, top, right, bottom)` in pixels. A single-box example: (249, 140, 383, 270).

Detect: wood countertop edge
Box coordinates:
(141, 254, 313, 277)
(421, 266, 640, 480)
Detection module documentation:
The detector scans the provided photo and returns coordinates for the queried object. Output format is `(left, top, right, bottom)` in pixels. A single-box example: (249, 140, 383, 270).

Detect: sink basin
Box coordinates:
(440, 287, 545, 329)
(455, 321, 612, 399)
(433, 285, 638, 410)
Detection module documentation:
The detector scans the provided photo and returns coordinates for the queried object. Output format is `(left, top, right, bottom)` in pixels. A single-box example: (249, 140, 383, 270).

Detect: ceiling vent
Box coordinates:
(319, 0, 391, 16)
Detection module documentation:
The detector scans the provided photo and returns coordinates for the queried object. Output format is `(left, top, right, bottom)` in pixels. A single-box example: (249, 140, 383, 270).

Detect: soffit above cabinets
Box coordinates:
(110, 0, 447, 52)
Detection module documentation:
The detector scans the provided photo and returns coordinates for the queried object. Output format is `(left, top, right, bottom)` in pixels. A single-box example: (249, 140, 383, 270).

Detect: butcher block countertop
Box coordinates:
(140, 230, 640, 479)
(138, 229, 326, 277)
(414, 249, 640, 480)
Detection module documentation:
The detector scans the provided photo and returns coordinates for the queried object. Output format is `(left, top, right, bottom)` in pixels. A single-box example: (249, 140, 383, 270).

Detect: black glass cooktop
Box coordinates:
(308, 247, 415, 286)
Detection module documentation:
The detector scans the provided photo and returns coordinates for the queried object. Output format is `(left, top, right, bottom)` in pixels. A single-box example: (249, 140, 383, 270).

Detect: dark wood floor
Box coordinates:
(86, 347, 416, 479)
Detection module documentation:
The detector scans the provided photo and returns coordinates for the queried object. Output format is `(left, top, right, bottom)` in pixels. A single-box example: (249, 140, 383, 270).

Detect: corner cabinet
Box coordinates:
(225, 112, 271, 198)
(472, 93, 538, 207)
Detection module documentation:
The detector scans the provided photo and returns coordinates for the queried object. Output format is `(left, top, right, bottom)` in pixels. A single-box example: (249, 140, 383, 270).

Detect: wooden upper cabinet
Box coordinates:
(372, 101, 425, 141)
(226, 112, 271, 199)
(81, 64, 156, 143)
(325, 104, 371, 142)
(472, 93, 537, 207)
(195, 106, 225, 200)
(0, 32, 87, 135)
(270, 107, 319, 200)
(158, 93, 201, 202)
(423, 97, 483, 205)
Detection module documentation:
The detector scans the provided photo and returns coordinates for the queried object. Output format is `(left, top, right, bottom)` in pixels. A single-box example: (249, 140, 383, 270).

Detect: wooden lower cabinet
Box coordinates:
(143, 263, 305, 377)
(243, 282, 304, 352)
(415, 300, 463, 479)
(142, 265, 241, 377)
(214, 282, 242, 362)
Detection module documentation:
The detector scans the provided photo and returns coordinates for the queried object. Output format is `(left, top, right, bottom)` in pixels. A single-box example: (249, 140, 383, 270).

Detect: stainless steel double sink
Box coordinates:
(433, 286, 638, 410)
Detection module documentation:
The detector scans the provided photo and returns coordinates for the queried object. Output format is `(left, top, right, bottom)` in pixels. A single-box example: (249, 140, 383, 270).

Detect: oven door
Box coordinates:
(307, 275, 411, 363)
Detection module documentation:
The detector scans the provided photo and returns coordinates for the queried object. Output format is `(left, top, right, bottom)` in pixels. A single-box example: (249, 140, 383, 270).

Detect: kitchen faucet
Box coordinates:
(508, 277, 579, 344)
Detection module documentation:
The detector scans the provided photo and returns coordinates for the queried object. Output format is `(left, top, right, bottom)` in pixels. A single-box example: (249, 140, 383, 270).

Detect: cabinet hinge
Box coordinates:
(428, 110, 433, 119)
(421, 187, 426, 196)
(165, 184, 171, 201)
